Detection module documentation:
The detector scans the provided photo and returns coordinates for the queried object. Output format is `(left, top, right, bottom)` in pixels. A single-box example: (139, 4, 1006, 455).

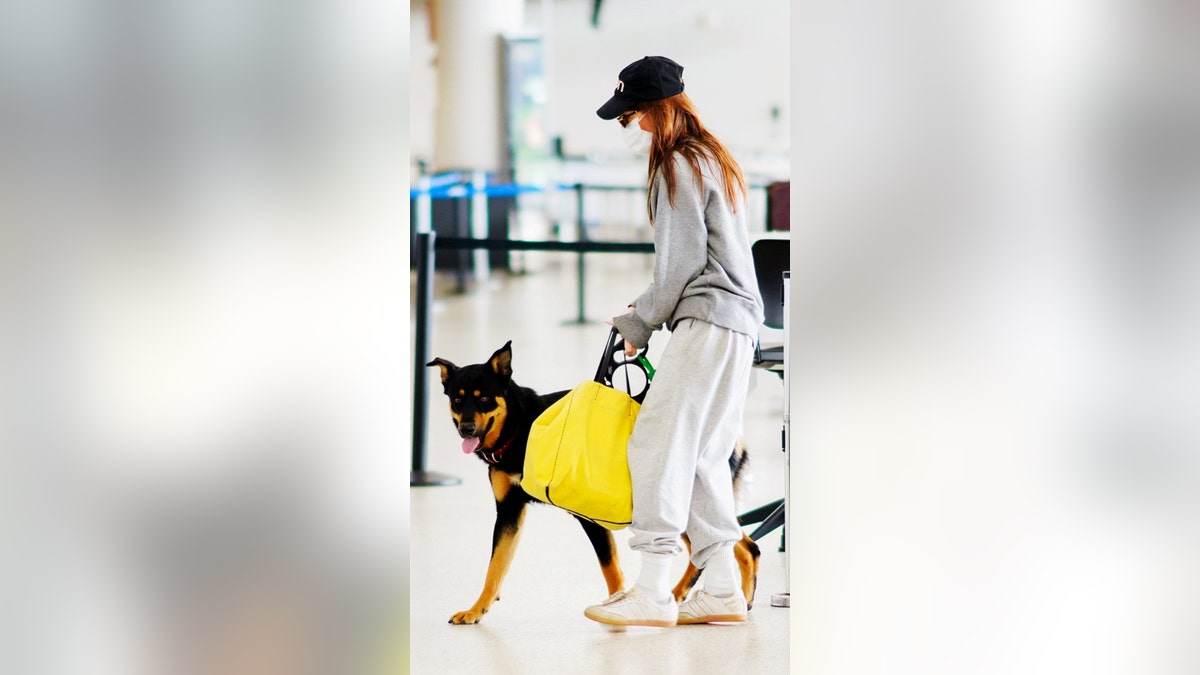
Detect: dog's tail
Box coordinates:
(729, 437, 750, 510)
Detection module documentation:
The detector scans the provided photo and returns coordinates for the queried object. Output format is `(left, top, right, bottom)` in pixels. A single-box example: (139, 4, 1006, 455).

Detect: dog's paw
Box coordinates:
(448, 608, 487, 625)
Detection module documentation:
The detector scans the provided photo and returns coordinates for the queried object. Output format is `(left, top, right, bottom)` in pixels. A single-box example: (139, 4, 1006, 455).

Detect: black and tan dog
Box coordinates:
(427, 341, 761, 625)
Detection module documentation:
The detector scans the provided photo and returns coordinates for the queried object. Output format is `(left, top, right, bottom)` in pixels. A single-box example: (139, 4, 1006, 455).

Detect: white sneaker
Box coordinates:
(677, 588, 748, 624)
(584, 587, 678, 627)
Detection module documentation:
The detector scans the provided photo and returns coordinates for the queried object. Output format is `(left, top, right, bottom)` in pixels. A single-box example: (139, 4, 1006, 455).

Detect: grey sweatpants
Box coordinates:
(626, 318, 754, 569)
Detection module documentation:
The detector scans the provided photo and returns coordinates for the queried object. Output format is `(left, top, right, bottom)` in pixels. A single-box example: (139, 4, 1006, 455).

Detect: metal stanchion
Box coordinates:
(771, 271, 791, 608)
(563, 183, 591, 325)
(411, 229, 461, 487)
(470, 170, 490, 284)
(454, 193, 470, 294)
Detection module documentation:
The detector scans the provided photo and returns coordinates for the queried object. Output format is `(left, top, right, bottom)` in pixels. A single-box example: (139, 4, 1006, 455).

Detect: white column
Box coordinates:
(433, 0, 524, 173)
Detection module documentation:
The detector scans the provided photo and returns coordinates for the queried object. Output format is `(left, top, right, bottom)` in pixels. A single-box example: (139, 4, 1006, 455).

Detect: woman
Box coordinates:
(585, 56, 764, 627)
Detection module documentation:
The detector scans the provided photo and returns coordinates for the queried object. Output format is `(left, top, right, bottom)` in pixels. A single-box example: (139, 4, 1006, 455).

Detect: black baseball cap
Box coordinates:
(596, 56, 685, 120)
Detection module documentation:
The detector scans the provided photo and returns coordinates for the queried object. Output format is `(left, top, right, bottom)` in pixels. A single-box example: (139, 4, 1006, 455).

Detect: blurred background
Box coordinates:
(1, 1, 410, 673)
(409, 0, 790, 176)
(788, 1, 1200, 674)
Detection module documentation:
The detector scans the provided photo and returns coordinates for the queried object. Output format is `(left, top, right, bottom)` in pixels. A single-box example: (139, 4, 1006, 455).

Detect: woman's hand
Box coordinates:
(605, 307, 640, 357)
(622, 340, 637, 357)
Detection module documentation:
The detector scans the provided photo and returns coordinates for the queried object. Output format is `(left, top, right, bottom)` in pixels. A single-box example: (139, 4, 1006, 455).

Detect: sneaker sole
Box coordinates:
(677, 613, 747, 625)
(583, 609, 677, 627)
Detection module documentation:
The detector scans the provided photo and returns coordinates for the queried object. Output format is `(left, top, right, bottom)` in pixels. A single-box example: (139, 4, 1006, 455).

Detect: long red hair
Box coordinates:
(638, 92, 747, 223)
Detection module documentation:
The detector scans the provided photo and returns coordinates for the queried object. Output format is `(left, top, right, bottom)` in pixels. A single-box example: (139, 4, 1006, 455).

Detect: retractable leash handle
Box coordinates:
(595, 327, 655, 403)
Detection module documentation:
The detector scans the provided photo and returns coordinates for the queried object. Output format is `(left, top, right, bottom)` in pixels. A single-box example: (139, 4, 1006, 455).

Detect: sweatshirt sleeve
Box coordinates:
(611, 158, 707, 348)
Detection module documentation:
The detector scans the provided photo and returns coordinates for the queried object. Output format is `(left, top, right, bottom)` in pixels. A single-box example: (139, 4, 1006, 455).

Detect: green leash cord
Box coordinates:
(636, 353, 656, 381)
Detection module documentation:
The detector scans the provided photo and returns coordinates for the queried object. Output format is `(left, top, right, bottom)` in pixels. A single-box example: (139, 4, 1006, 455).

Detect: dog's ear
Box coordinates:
(488, 341, 513, 380)
(425, 357, 458, 384)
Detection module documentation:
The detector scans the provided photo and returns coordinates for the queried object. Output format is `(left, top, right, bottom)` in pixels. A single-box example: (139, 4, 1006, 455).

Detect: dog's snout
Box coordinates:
(458, 421, 476, 436)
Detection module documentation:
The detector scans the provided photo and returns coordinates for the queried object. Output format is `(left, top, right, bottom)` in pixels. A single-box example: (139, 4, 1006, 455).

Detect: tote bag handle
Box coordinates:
(594, 327, 655, 404)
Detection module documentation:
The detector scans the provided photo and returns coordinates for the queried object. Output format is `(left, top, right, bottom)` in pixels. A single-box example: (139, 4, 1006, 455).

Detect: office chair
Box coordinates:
(739, 236, 790, 556)
(751, 237, 789, 378)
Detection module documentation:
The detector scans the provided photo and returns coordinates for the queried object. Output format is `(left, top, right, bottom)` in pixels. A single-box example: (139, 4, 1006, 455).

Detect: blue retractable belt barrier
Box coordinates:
(409, 182, 579, 200)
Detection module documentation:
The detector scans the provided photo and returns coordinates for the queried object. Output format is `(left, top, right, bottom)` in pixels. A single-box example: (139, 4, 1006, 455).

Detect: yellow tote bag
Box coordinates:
(522, 328, 654, 530)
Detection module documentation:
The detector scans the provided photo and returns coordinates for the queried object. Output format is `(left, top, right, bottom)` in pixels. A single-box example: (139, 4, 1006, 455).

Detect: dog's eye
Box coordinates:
(479, 396, 490, 403)
(452, 397, 462, 404)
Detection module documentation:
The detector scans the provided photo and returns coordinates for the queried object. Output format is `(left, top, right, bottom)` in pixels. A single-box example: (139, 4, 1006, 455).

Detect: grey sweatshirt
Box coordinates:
(612, 151, 765, 349)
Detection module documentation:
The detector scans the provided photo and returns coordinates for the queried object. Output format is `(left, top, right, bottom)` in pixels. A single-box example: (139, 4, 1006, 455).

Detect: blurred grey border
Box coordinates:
(1, 1, 410, 673)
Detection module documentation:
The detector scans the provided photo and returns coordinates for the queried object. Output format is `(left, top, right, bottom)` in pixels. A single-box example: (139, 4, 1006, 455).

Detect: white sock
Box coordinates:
(702, 546, 738, 598)
(634, 551, 675, 604)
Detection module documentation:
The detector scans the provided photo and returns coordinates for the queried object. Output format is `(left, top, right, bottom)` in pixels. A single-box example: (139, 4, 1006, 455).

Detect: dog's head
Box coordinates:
(426, 341, 513, 455)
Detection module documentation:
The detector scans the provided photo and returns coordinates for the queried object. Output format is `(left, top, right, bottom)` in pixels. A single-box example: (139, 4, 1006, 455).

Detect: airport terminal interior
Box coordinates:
(408, 1, 791, 671)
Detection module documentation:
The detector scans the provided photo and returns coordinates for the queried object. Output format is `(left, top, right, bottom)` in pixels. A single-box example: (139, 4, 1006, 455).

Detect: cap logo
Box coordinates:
(617, 80, 625, 92)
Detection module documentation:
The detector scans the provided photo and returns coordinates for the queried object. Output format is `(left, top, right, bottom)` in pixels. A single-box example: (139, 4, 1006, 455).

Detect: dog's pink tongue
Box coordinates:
(462, 436, 481, 454)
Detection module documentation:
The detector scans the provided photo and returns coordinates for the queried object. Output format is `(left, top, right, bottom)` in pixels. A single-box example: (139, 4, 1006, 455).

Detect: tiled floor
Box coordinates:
(409, 248, 790, 674)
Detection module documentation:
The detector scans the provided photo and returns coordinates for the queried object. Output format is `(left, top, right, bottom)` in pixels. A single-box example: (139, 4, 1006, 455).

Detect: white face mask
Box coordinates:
(621, 115, 653, 155)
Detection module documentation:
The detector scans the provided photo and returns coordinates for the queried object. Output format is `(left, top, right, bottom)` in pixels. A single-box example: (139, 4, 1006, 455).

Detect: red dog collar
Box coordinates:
(478, 434, 515, 465)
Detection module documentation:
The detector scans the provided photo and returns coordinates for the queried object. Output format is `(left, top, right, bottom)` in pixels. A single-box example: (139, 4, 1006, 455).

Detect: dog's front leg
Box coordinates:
(450, 469, 527, 625)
